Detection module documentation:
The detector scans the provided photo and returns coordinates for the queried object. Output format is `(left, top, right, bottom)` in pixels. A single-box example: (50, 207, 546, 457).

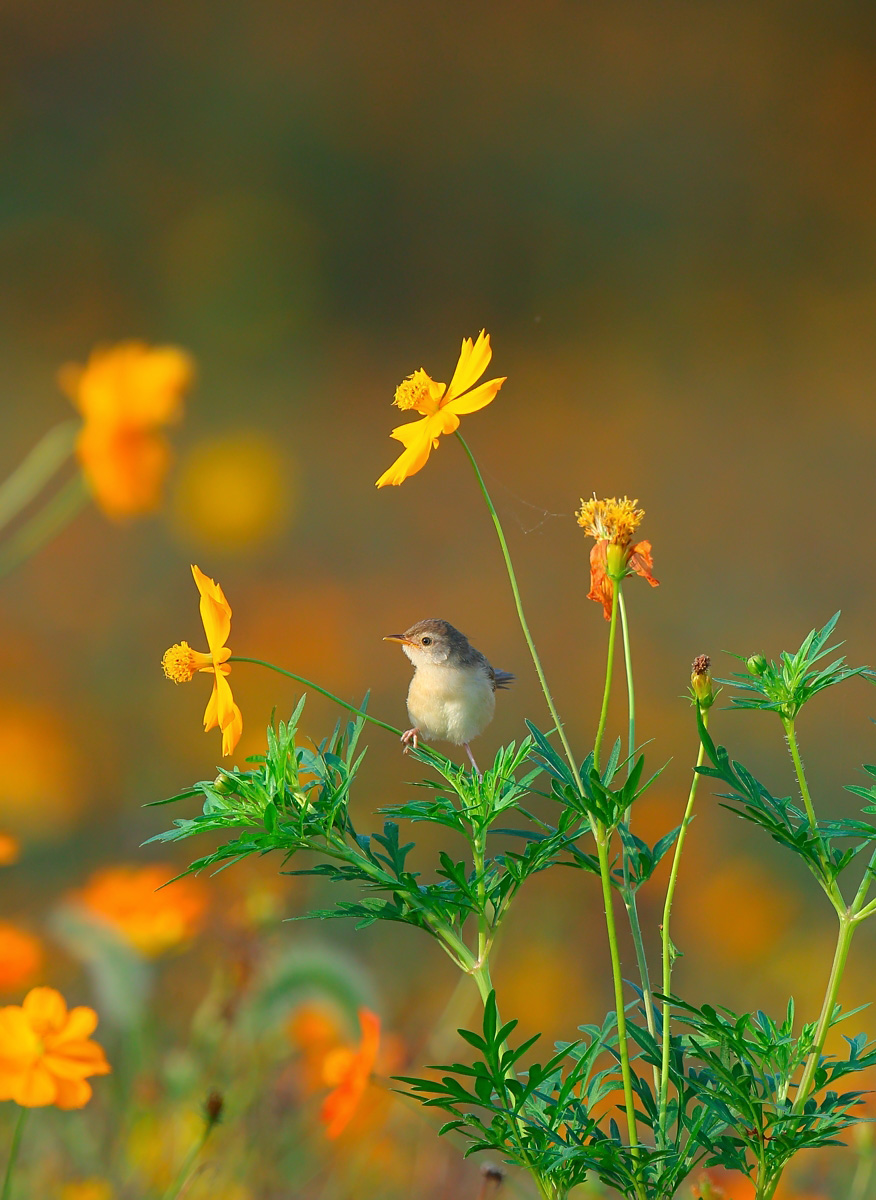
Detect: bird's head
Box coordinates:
(383, 618, 469, 667)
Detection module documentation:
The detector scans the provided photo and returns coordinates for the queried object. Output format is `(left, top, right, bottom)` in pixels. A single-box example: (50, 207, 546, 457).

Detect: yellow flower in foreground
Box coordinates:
(59, 340, 194, 519)
(376, 330, 505, 487)
(0, 986, 110, 1108)
(75, 864, 207, 957)
(162, 564, 243, 756)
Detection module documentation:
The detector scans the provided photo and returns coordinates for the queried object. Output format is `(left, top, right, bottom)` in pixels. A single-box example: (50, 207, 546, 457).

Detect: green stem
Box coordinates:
(615, 584, 658, 1080)
(1, 1109, 26, 1200)
(0, 474, 89, 580)
(793, 912, 856, 1113)
(617, 587, 635, 775)
(227, 657, 403, 740)
(596, 832, 644, 1192)
(658, 709, 708, 1142)
(593, 583, 619, 777)
(783, 718, 845, 912)
(161, 1121, 216, 1200)
(0, 420, 79, 533)
(454, 433, 584, 793)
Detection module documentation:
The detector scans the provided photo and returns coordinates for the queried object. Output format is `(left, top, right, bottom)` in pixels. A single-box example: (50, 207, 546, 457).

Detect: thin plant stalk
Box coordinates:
(658, 708, 709, 1141)
(792, 911, 856, 1114)
(1, 1109, 26, 1200)
(617, 584, 658, 1072)
(782, 717, 843, 911)
(454, 433, 585, 794)
(0, 419, 79, 533)
(160, 1121, 217, 1200)
(593, 584, 619, 777)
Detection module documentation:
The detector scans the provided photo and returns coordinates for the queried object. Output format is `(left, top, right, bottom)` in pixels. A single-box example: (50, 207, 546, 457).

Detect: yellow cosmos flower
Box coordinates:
(375, 330, 505, 487)
(162, 565, 243, 756)
(59, 340, 194, 520)
(0, 986, 110, 1109)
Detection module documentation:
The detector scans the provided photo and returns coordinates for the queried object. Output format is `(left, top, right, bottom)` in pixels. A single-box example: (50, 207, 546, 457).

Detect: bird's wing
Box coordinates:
(490, 667, 515, 691)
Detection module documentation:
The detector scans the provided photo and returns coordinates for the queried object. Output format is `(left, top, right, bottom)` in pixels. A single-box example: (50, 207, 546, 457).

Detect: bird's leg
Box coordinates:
(463, 743, 481, 776)
(400, 728, 420, 754)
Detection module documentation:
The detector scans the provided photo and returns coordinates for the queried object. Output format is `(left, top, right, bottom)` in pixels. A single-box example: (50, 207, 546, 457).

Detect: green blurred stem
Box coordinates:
(0, 419, 78, 533)
(658, 708, 708, 1143)
(454, 433, 585, 794)
(0, 474, 89, 581)
(593, 583, 619, 777)
(782, 718, 844, 911)
(1, 1109, 26, 1200)
(161, 1118, 217, 1200)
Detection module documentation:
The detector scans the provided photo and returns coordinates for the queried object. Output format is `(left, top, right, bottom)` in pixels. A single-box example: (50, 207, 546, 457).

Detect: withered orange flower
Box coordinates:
(161, 565, 243, 756)
(576, 495, 658, 619)
(59, 341, 194, 520)
(0, 986, 110, 1108)
(376, 331, 505, 487)
(0, 923, 43, 993)
(74, 864, 207, 958)
(320, 1008, 381, 1138)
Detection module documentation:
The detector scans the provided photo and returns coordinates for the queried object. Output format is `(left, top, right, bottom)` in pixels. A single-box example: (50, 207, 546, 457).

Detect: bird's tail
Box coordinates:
(493, 670, 515, 689)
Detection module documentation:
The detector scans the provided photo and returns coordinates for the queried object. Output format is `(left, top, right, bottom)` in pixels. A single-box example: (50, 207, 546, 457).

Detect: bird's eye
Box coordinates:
(421, 636, 433, 646)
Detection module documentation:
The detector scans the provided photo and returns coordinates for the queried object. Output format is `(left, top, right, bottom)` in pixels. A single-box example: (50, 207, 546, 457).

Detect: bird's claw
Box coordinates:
(401, 728, 420, 754)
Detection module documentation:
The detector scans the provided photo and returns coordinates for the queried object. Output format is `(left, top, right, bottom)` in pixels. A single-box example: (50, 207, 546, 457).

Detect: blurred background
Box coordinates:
(1, 1, 876, 1196)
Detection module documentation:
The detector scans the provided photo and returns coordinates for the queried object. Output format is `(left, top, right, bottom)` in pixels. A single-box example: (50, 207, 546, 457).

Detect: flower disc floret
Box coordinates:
(161, 641, 206, 684)
(576, 495, 645, 546)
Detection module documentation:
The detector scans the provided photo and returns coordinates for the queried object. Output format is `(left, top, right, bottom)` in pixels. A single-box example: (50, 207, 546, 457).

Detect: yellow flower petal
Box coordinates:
(14, 1061, 58, 1107)
(444, 375, 506, 416)
(445, 330, 492, 403)
(22, 987, 67, 1035)
(191, 565, 232, 656)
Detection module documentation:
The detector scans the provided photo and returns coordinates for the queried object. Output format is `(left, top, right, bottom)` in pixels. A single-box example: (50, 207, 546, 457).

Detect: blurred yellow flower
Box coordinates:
(0, 986, 110, 1108)
(376, 330, 505, 487)
(320, 1007, 381, 1138)
(174, 433, 293, 550)
(60, 1181, 114, 1200)
(0, 700, 81, 838)
(0, 923, 43, 993)
(59, 340, 194, 519)
(162, 564, 243, 756)
(74, 864, 207, 957)
(0, 834, 19, 865)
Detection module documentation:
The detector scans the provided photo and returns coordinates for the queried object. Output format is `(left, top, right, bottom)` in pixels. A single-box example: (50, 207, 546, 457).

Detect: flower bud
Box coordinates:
(691, 654, 714, 708)
(746, 653, 767, 676)
(204, 1089, 224, 1127)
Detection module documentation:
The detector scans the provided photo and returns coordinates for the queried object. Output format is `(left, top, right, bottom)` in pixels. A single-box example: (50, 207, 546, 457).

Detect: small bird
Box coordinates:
(383, 618, 514, 773)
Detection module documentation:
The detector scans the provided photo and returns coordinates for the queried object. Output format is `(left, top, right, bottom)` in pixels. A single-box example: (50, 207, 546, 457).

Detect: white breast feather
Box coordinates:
(406, 663, 496, 745)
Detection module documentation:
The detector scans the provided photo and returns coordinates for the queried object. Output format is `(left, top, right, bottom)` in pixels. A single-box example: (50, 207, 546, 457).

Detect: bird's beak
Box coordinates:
(383, 634, 414, 646)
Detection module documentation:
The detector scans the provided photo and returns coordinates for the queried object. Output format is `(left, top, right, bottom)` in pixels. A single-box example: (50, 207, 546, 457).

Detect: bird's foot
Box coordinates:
(401, 728, 420, 754)
(463, 743, 482, 776)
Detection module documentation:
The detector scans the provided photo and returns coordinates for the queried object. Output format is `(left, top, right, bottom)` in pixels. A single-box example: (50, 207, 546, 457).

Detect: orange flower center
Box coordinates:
(161, 641, 209, 683)
(393, 369, 442, 416)
(576, 495, 644, 547)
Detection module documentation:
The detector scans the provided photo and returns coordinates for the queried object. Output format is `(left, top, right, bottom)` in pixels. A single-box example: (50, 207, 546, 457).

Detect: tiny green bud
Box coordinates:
(746, 653, 767, 676)
(212, 773, 235, 794)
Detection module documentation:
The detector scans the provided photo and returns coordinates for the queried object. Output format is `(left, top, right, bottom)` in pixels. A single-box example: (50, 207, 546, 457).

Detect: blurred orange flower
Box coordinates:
(0, 986, 110, 1108)
(320, 1007, 381, 1138)
(75, 864, 207, 957)
(61, 1181, 114, 1200)
(376, 330, 505, 487)
(0, 834, 19, 865)
(162, 564, 243, 756)
(0, 923, 43, 992)
(576, 495, 658, 619)
(59, 340, 194, 519)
